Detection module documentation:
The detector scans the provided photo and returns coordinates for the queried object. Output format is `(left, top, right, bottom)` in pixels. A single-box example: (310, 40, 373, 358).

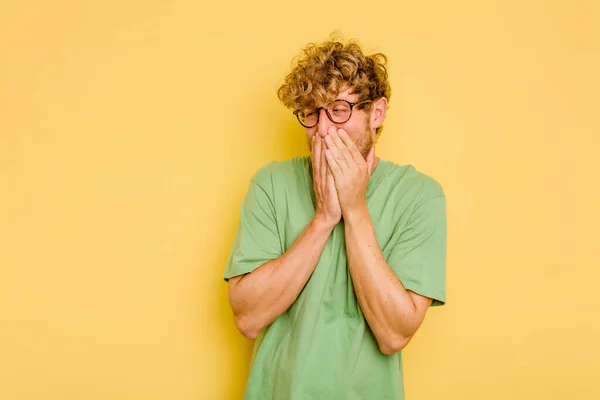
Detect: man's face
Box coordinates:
(303, 88, 375, 159)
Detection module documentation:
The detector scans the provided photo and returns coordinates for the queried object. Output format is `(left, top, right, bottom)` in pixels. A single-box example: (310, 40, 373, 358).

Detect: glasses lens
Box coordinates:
(298, 110, 318, 127)
(329, 101, 351, 123)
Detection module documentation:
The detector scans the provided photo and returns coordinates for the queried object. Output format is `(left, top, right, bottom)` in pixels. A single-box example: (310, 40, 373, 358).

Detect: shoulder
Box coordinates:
(249, 156, 310, 191)
(382, 159, 445, 203)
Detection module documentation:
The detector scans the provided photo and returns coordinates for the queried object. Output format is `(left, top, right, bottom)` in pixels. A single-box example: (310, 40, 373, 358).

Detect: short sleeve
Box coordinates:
(223, 165, 283, 281)
(386, 181, 447, 306)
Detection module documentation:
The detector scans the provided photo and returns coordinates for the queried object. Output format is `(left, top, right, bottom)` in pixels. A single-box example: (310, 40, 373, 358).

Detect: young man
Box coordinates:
(224, 37, 447, 399)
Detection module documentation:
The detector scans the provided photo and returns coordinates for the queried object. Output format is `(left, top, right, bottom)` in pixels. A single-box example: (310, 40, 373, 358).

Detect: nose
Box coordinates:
(316, 108, 334, 138)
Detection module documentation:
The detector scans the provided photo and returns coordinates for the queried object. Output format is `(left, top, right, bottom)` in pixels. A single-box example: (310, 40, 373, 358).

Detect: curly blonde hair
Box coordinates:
(277, 35, 391, 138)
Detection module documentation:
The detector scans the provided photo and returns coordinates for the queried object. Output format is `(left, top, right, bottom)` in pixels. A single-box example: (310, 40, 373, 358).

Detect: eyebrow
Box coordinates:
(310, 98, 358, 109)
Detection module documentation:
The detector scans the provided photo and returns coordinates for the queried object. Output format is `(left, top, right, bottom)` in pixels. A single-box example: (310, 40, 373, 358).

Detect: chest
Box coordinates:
(270, 177, 412, 316)
(273, 180, 406, 259)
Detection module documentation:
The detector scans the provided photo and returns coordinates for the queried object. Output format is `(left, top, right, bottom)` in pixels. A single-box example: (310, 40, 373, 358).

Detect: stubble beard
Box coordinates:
(356, 131, 374, 159)
(356, 120, 375, 159)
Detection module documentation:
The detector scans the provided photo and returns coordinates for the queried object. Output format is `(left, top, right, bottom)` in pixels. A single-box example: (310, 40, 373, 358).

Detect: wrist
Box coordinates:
(312, 213, 338, 233)
(342, 204, 370, 226)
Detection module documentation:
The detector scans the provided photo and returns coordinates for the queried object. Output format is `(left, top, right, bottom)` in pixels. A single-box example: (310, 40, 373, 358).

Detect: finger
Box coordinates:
(311, 134, 317, 172)
(326, 163, 337, 193)
(320, 138, 327, 189)
(324, 134, 349, 172)
(314, 136, 321, 180)
(313, 135, 323, 178)
(325, 148, 342, 179)
(337, 129, 364, 165)
(329, 129, 355, 168)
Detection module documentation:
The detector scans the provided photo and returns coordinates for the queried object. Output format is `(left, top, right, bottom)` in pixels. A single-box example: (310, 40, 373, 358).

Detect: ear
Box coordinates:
(370, 97, 388, 130)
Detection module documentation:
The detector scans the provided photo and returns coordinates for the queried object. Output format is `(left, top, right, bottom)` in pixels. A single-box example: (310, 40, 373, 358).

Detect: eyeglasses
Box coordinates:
(293, 99, 372, 128)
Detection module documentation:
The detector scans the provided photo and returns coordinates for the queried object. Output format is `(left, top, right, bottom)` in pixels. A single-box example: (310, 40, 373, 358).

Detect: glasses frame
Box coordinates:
(293, 99, 373, 128)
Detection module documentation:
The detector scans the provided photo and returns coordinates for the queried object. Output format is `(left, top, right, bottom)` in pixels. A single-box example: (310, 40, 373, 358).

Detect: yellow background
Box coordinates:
(1, 1, 599, 399)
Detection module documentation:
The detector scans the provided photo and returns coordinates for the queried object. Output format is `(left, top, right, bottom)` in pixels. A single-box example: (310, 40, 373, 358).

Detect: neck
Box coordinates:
(370, 156, 379, 176)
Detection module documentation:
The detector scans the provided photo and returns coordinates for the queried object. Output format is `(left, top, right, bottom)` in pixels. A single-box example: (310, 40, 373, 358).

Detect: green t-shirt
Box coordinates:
(224, 155, 447, 400)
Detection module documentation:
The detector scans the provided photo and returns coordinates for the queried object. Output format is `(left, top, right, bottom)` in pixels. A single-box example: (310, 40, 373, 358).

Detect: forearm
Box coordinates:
(228, 216, 335, 339)
(343, 208, 426, 354)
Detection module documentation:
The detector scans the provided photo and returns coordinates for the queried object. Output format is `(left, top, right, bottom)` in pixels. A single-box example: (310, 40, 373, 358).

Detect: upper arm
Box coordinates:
(387, 179, 448, 307)
(226, 274, 244, 306)
(407, 290, 434, 329)
(223, 165, 283, 282)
